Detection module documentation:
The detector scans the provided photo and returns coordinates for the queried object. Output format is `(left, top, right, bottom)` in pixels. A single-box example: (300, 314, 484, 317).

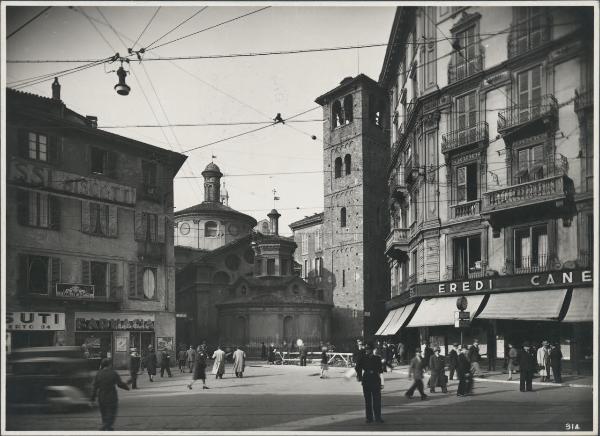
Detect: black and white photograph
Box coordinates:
(1, 1, 598, 434)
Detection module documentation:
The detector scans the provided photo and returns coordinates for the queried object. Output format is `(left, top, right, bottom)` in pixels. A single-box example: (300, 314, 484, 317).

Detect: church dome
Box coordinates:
(203, 162, 222, 175)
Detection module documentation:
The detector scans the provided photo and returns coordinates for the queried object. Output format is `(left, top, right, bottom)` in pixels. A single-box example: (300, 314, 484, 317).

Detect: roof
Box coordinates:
(175, 201, 257, 226)
(176, 234, 253, 268)
(7, 88, 187, 171)
(289, 212, 324, 230)
(314, 74, 380, 106)
(203, 162, 222, 174)
(378, 7, 416, 87)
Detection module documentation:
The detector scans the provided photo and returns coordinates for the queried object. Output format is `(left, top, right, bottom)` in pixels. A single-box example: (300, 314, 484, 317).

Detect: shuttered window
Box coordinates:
(456, 92, 477, 131)
(128, 263, 157, 300)
(518, 66, 542, 121)
(17, 191, 60, 229)
(19, 254, 60, 294)
(81, 201, 118, 237)
(82, 260, 117, 298)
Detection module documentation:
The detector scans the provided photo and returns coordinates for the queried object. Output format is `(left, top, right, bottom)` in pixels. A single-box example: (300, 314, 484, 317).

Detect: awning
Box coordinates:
(406, 295, 485, 327)
(562, 287, 593, 322)
(375, 309, 400, 336)
(384, 303, 415, 335)
(476, 289, 567, 320)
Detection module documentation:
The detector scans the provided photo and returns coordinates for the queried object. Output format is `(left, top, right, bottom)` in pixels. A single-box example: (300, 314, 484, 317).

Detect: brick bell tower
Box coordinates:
(315, 75, 390, 348)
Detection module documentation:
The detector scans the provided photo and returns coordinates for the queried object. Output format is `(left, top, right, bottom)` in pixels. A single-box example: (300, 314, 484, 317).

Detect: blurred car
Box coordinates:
(6, 346, 94, 413)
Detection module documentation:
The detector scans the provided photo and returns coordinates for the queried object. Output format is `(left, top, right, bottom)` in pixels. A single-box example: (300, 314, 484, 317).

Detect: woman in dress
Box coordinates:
(145, 345, 157, 382)
(320, 346, 329, 379)
(187, 346, 208, 390)
(507, 343, 519, 380)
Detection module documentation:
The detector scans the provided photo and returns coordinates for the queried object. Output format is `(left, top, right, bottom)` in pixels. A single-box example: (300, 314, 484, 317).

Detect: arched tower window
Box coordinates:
(334, 157, 342, 178)
(343, 95, 353, 124)
(205, 221, 218, 237)
(340, 207, 347, 227)
(344, 154, 351, 175)
(332, 100, 344, 128)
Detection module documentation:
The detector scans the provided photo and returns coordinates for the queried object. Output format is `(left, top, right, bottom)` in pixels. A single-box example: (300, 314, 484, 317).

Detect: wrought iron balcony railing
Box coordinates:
(574, 88, 593, 112)
(447, 264, 486, 280)
(513, 254, 549, 274)
(448, 54, 484, 84)
(442, 121, 488, 154)
(449, 199, 481, 220)
(497, 95, 558, 133)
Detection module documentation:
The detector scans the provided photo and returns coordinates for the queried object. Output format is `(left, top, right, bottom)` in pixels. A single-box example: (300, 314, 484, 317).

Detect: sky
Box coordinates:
(5, 4, 395, 235)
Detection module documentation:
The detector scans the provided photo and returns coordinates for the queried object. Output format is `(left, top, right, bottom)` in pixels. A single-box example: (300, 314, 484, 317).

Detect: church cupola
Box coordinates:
(267, 208, 281, 235)
(202, 162, 222, 203)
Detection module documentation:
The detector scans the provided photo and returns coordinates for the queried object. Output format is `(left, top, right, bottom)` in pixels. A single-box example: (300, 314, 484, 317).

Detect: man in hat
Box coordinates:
(468, 339, 482, 376)
(448, 343, 459, 380)
(456, 346, 472, 396)
(550, 342, 563, 383)
(91, 358, 130, 431)
(405, 348, 427, 400)
(128, 348, 141, 389)
(429, 347, 448, 393)
(537, 340, 551, 382)
(519, 342, 536, 392)
(356, 341, 385, 423)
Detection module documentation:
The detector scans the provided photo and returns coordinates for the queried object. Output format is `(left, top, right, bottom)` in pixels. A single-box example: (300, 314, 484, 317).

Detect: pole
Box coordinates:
(460, 328, 463, 347)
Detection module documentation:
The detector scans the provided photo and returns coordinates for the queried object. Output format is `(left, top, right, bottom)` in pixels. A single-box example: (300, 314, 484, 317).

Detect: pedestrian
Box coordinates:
(429, 347, 448, 393)
(385, 343, 395, 371)
(178, 347, 187, 373)
(212, 345, 226, 379)
(448, 343, 458, 380)
(456, 346, 472, 396)
(287, 340, 293, 355)
(145, 345, 157, 382)
(186, 345, 196, 373)
(537, 341, 551, 382)
(468, 339, 482, 376)
(519, 342, 535, 392)
(353, 339, 365, 368)
(320, 345, 329, 379)
(356, 342, 385, 423)
(160, 349, 172, 378)
(396, 342, 405, 365)
(128, 348, 140, 389)
(282, 340, 288, 359)
(90, 358, 130, 431)
(508, 343, 519, 380)
(233, 346, 247, 378)
(268, 343, 276, 364)
(405, 347, 427, 400)
(298, 341, 307, 366)
(549, 342, 563, 383)
(188, 346, 209, 390)
(261, 342, 267, 361)
(422, 343, 433, 370)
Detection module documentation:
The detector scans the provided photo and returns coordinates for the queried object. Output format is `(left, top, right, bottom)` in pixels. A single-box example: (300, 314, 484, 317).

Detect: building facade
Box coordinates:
(375, 6, 594, 372)
(6, 83, 186, 369)
(289, 212, 325, 288)
(315, 75, 391, 348)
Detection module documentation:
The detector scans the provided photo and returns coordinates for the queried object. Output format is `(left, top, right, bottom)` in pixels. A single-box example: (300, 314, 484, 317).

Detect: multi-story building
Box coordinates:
(289, 212, 325, 287)
(315, 76, 391, 348)
(6, 81, 186, 369)
(375, 6, 594, 372)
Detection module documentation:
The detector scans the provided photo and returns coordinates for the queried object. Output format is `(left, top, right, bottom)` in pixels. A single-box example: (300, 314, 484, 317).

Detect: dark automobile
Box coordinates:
(6, 346, 94, 413)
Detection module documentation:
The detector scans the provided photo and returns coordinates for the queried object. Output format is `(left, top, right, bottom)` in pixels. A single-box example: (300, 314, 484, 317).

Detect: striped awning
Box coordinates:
(562, 287, 593, 322)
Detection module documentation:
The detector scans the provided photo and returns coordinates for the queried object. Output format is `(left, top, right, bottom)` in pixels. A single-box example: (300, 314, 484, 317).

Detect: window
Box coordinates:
(90, 203, 110, 236)
(142, 212, 157, 241)
(342, 269, 345, 287)
(91, 147, 113, 175)
(516, 144, 545, 183)
(332, 100, 344, 128)
(315, 229, 322, 251)
(453, 27, 478, 81)
(205, 221, 218, 237)
(267, 259, 275, 275)
(423, 7, 437, 87)
(344, 154, 351, 175)
(301, 233, 309, 255)
(304, 260, 309, 279)
(343, 95, 353, 124)
(517, 66, 542, 122)
(456, 92, 477, 132)
(255, 258, 263, 275)
(28, 132, 47, 161)
(20, 255, 60, 295)
(315, 257, 322, 277)
(453, 235, 482, 279)
(340, 207, 347, 227)
(410, 251, 417, 275)
(515, 225, 548, 271)
(281, 259, 290, 276)
(17, 191, 60, 229)
(142, 160, 158, 195)
(514, 7, 547, 55)
(334, 157, 342, 178)
(370, 95, 385, 128)
(128, 264, 157, 300)
(410, 194, 418, 224)
(456, 163, 478, 202)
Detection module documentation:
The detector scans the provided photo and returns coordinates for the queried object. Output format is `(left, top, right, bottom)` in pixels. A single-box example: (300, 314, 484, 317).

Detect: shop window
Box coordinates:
(343, 95, 353, 124)
(334, 157, 342, 178)
(267, 259, 275, 275)
(514, 225, 548, 272)
(17, 191, 60, 229)
(344, 154, 351, 175)
(517, 66, 542, 123)
(332, 100, 344, 128)
(456, 163, 478, 203)
(142, 160, 158, 195)
(205, 221, 218, 237)
(340, 207, 347, 227)
(515, 144, 545, 184)
(453, 235, 482, 279)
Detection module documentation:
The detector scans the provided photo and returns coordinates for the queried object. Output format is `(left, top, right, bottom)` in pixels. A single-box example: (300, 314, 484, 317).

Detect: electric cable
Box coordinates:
(132, 6, 161, 50)
(7, 6, 52, 39)
(144, 7, 208, 50)
(95, 7, 129, 50)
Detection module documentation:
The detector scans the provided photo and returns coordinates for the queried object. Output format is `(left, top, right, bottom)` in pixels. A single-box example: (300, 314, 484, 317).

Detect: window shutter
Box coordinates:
(157, 214, 166, 243)
(81, 201, 91, 233)
(109, 263, 118, 297)
(108, 205, 118, 237)
(134, 211, 145, 241)
(81, 260, 91, 284)
(51, 257, 61, 294)
(18, 130, 29, 158)
(48, 136, 60, 163)
(19, 254, 29, 293)
(17, 189, 29, 225)
(49, 196, 61, 230)
(128, 263, 137, 297)
(148, 214, 157, 242)
(106, 151, 117, 178)
(137, 264, 144, 297)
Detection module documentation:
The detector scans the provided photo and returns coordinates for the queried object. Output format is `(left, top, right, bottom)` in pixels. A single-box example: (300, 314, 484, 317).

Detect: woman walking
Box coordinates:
(507, 343, 519, 380)
(145, 345, 157, 382)
(320, 345, 329, 379)
(187, 346, 209, 390)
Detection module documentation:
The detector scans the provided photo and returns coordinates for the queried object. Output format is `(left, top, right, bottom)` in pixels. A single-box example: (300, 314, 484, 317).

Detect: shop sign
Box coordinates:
(75, 313, 154, 331)
(56, 283, 95, 299)
(9, 157, 136, 205)
(157, 336, 174, 351)
(7, 312, 65, 331)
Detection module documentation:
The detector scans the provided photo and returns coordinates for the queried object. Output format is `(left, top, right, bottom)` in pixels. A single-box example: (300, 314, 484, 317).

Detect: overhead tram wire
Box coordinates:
(95, 7, 129, 50)
(98, 119, 322, 128)
(144, 7, 208, 50)
(131, 6, 161, 50)
(10, 58, 112, 90)
(7, 6, 52, 39)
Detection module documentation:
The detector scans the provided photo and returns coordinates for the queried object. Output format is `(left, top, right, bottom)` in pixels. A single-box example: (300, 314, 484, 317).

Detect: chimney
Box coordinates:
(267, 209, 281, 236)
(52, 77, 61, 100)
(86, 116, 98, 128)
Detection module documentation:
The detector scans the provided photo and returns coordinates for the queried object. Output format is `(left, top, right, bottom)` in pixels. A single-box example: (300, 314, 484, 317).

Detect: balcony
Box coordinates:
(577, 252, 593, 269)
(22, 283, 122, 307)
(404, 154, 420, 185)
(448, 54, 484, 84)
(385, 228, 409, 260)
(449, 199, 481, 220)
(442, 121, 488, 154)
(509, 254, 550, 275)
(497, 95, 558, 135)
(408, 273, 417, 287)
(389, 170, 407, 201)
(447, 263, 487, 280)
(574, 88, 593, 112)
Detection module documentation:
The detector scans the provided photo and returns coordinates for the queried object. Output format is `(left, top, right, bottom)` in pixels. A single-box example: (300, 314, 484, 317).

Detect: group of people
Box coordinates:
(507, 340, 563, 391)
(127, 345, 173, 388)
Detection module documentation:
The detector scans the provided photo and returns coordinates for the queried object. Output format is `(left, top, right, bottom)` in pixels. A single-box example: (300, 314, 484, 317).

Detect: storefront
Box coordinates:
(75, 312, 155, 369)
(6, 312, 66, 352)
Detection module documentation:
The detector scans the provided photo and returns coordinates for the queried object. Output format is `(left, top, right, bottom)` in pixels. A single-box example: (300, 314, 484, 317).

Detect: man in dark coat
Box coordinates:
(128, 348, 141, 389)
(468, 339, 482, 376)
(448, 343, 459, 380)
(456, 346, 472, 396)
(429, 347, 448, 393)
(298, 342, 307, 366)
(353, 339, 365, 369)
(91, 358, 130, 431)
(160, 349, 172, 377)
(405, 348, 427, 400)
(519, 342, 536, 392)
(356, 342, 384, 423)
(422, 343, 433, 370)
(550, 343, 563, 383)
(145, 345, 157, 382)
(261, 342, 267, 361)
